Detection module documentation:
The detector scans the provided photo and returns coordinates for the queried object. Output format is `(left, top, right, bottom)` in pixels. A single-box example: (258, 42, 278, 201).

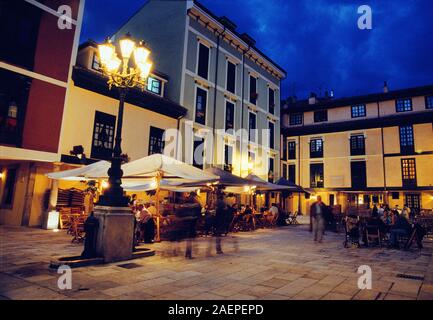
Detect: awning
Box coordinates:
(275, 177, 307, 193)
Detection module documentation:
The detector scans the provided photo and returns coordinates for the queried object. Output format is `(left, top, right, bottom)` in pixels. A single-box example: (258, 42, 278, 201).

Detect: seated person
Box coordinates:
(267, 203, 279, 224)
(389, 213, 412, 248)
(346, 215, 360, 246)
(381, 210, 393, 226)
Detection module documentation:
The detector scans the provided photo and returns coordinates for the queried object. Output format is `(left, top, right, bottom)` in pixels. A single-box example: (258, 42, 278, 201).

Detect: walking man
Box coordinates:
(311, 195, 326, 243)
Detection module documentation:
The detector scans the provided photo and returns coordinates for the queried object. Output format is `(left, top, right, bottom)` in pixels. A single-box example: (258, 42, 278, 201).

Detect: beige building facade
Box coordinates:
(281, 85, 433, 215)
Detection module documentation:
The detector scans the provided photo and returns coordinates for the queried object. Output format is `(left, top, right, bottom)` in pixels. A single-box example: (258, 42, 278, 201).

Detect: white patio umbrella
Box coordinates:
(46, 154, 219, 241)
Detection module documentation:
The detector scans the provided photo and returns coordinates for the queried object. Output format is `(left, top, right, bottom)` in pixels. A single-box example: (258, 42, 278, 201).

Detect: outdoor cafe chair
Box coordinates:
(287, 211, 299, 225)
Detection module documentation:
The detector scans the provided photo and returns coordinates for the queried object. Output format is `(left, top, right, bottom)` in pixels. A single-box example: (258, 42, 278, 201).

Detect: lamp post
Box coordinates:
(97, 34, 152, 207)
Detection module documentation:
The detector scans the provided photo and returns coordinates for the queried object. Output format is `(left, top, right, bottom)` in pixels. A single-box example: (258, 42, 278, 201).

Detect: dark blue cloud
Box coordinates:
(80, 0, 433, 100)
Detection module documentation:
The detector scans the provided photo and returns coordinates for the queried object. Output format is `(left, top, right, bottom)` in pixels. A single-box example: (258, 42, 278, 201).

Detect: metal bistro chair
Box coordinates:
(365, 224, 382, 247)
(287, 211, 299, 225)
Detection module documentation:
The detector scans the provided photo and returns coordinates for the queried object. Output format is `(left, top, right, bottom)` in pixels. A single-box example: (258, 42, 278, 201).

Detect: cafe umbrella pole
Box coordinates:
(155, 170, 162, 242)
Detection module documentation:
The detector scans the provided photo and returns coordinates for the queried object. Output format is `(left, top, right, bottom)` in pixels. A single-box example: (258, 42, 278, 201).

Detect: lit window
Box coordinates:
(310, 138, 323, 158)
(351, 104, 366, 118)
(402, 158, 416, 186)
(310, 163, 324, 188)
(396, 98, 413, 112)
(146, 77, 162, 95)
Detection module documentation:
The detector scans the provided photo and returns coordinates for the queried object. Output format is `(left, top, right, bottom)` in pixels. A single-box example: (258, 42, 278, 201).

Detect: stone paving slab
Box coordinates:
(1, 224, 433, 300)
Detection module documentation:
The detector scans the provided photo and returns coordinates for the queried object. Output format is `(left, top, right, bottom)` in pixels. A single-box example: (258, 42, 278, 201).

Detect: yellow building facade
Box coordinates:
(281, 85, 433, 215)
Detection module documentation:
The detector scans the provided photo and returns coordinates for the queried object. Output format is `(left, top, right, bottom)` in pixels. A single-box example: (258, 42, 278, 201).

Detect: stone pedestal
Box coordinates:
(94, 205, 134, 263)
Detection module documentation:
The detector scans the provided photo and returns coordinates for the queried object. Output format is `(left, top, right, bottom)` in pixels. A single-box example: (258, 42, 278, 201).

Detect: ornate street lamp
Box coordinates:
(97, 34, 152, 206)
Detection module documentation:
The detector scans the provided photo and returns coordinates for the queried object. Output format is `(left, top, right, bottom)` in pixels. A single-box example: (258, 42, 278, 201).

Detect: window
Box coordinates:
(226, 60, 236, 94)
(224, 144, 233, 172)
(289, 113, 303, 126)
(0, 69, 32, 146)
(426, 96, 433, 109)
(146, 77, 162, 96)
(249, 75, 257, 105)
(310, 163, 324, 188)
(1, 167, 17, 206)
(351, 161, 367, 189)
(310, 138, 323, 158)
(399, 125, 414, 154)
(197, 43, 210, 79)
(148, 126, 165, 155)
(195, 87, 207, 125)
(249, 112, 257, 142)
(402, 158, 417, 187)
(314, 110, 328, 123)
(268, 87, 275, 115)
(351, 104, 366, 118)
(288, 141, 296, 160)
(396, 98, 413, 112)
(0, 1, 41, 70)
(193, 135, 204, 169)
(350, 135, 365, 156)
(288, 164, 296, 183)
(268, 157, 275, 183)
(269, 121, 275, 149)
(91, 53, 100, 71)
(91, 111, 116, 160)
(225, 101, 234, 131)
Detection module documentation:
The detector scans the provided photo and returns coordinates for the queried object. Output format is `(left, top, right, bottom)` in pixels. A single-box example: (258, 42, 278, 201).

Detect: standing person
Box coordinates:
(214, 190, 227, 254)
(184, 192, 201, 259)
(311, 195, 327, 243)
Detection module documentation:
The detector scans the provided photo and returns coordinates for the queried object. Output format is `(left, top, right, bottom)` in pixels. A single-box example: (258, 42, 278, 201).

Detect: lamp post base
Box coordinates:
(94, 205, 134, 263)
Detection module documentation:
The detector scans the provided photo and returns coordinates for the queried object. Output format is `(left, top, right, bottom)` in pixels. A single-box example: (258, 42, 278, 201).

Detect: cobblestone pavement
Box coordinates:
(1, 219, 433, 300)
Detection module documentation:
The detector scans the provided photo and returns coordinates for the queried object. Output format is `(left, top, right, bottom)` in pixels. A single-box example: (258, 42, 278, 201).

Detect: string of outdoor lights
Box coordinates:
(97, 33, 153, 90)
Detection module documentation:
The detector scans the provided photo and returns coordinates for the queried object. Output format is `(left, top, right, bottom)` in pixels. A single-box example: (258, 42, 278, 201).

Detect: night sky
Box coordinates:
(80, 0, 433, 100)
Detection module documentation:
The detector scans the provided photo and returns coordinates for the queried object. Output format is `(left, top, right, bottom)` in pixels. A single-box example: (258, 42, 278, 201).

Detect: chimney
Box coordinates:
(308, 92, 317, 105)
(383, 81, 389, 93)
(218, 16, 237, 32)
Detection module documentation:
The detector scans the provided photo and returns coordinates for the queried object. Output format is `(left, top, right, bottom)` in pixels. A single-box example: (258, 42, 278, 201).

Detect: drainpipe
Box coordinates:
(377, 101, 388, 204)
(298, 135, 302, 214)
(240, 46, 251, 176)
(211, 27, 225, 166)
